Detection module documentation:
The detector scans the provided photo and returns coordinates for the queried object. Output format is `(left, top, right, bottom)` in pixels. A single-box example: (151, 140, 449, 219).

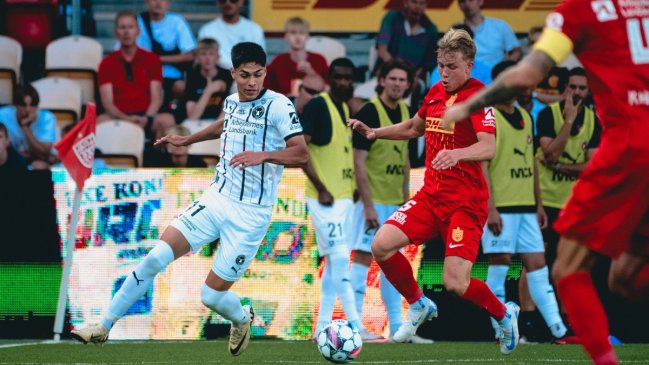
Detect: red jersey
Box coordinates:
(264, 52, 329, 95)
(417, 78, 495, 201)
(98, 48, 163, 114)
(546, 0, 649, 147)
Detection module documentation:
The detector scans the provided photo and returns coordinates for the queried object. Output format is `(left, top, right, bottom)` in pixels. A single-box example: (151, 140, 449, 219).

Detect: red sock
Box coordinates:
(629, 263, 649, 299)
(376, 252, 422, 304)
(461, 278, 506, 320)
(557, 272, 617, 365)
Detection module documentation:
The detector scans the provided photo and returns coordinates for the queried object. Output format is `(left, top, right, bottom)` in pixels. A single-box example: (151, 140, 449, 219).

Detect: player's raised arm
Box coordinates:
(155, 118, 224, 147)
(441, 49, 557, 131)
(347, 114, 425, 141)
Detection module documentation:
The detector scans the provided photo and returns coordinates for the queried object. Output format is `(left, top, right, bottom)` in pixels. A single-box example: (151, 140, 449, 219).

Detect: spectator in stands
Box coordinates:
(184, 38, 233, 120)
(198, 0, 265, 70)
(144, 125, 207, 167)
(98, 10, 175, 140)
(264, 17, 328, 97)
(535, 67, 601, 278)
(516, 87, 545, 134)
(294, 74, 326, 118)
(0, 123, 28, 175)
(376, 0, 438, 80)
(136, 0, 197, 103)
(0, 85, 55, 170)
(457, 0, 521, 69)
(429, 24, 492, 86)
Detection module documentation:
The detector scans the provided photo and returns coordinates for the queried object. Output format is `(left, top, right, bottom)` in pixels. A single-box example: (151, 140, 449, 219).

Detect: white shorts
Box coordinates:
(306, 198, 354, 257)
(481, 213, 544, 254)
(352, 201, 401, 253)
(170, 184, 272, 282)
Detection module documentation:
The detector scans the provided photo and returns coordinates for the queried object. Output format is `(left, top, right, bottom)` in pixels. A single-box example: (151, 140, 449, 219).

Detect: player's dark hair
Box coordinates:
(13, 84, 40, 106)
(329, 58, 355, 75)
(568, 67, 586, 78)
(231, 42, 267, 69)
(375, 59, 414, 95)
(491, 60, 518, 80)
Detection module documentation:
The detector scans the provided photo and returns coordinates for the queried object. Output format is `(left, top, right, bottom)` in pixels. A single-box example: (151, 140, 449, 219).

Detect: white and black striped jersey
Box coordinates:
(213, 89, 303, 206)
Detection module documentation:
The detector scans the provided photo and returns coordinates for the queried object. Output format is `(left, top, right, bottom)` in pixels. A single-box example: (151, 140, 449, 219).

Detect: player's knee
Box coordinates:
(140, 241, 174, 276)
(443, 275, 469, 296)
(608, 271, 637, 301)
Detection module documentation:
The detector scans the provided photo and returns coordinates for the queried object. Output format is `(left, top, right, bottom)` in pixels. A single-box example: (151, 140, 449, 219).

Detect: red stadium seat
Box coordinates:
(3, 0, 60, 50)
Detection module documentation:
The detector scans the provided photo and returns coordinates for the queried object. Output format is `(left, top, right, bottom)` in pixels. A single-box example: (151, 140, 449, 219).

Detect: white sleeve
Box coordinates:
(272, 97, 302, 141)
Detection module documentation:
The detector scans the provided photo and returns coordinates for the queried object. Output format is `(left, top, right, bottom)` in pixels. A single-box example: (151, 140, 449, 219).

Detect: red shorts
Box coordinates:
(554, 131, 649, 258)
(384, 190, 488, 263)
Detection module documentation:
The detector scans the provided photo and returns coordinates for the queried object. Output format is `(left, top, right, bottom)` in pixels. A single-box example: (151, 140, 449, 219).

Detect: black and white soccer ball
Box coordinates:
(316, 319, 362, 364)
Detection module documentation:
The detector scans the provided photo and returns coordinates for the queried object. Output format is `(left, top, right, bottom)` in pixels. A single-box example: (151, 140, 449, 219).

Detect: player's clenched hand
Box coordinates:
(154, 134, 189, 147)
(230, 151, 267, 170)
(432, 149, 460, 170)
(441, 104, 469, 131)
(318, 189, 334, 207)
(364, 204, 380, 229)
(487, 208, 503, 236)
(347, 119, 376, 140)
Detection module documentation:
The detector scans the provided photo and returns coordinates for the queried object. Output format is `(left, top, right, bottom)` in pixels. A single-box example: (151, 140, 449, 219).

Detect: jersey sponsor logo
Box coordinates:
(390, 211, 407, 225)
(452, 227, 464, 242)
(385, 164, 405, 175)
(342, 168, 353, 180)
(628, 89, 649, 105)
(425, 117, 454, 134)
(483, 107, 496, 128)
(591, 0, 618, 22)
(252, 105, 265, 119)
(510, 167, 533, 179)
(72, 132, 96, 168)
(545, 12, 564, 30)
(552, 169, 578, 182)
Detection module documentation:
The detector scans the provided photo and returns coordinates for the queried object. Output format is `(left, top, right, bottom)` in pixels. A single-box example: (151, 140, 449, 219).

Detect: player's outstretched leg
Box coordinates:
(71, 240, 176, 344)
(498, 301, 520, 355)
(201, 283, 253, 356)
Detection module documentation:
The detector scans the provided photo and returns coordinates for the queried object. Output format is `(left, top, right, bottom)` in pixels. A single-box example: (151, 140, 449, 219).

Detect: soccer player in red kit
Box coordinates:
(443, 1, 649, 364)
(348, 28, 521, 355)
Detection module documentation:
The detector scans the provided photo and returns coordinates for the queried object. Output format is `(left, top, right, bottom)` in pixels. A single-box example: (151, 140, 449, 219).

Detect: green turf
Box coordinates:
(1, 340, 648, 364)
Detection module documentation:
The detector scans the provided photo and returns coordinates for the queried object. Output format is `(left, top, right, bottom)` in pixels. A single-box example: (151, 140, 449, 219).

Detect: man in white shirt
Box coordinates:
(71, 42, 308, 357)
(198, 0, 266, 70)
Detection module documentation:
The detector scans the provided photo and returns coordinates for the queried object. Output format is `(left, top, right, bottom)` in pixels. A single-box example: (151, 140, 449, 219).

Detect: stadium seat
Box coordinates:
(45, 35, 102, 104)
(32, 77, 82, 140)
(305, 36, 346, 65)
(182, 119, 221, 167)
(0, 36, 22, 105)
(96, 120, 145, 167)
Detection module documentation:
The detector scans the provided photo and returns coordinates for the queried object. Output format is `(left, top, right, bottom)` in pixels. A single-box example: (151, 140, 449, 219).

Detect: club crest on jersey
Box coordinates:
(545, 12, 564, 30)
(452, 227, 464, 242)
(592, 0, 618, 22)
(252, 105, 265, 119)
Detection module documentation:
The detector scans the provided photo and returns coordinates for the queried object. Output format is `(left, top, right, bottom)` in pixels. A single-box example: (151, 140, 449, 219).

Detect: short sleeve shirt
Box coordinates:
(185, 66, 234, 119)
(0, 106, 56, 155)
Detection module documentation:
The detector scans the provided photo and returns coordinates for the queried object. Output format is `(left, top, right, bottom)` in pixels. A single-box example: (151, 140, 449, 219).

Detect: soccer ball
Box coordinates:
(316, 319, 362, 364)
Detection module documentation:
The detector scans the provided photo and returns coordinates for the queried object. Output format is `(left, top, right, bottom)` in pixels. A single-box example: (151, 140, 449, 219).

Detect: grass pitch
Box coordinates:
(1, 339, 648, 364)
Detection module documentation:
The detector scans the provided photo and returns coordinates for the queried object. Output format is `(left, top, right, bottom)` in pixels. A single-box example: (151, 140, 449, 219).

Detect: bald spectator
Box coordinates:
(98, 10, 175, 140)
(265, 17, 328, 97)
(198, 0, 266, 70)
(457, 0, 521, 69)
(294, 74, 326, 117)
(0, 85, 55, 169)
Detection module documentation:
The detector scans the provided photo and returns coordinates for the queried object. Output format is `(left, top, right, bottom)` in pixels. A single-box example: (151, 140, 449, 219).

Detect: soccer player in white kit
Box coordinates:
(71, 42, 309, 357)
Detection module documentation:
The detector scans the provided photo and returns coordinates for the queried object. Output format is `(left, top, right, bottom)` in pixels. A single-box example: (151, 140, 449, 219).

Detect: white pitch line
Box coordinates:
(0, 342, 44, 349)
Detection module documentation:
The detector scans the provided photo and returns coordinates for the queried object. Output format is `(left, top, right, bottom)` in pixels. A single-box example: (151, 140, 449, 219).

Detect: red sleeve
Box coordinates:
(150, 53, 163, 82)
(548, 0, 586, 46)
(470, 106, 496, 134)
(311, 53, 329, 82)
(417, 86, 438, 118)
(97, 56, 114, 87)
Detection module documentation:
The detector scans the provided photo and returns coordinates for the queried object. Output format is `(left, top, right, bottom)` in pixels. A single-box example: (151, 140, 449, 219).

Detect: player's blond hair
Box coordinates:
(166, 125, 191, 137)
(437, 28, 476, 61)
(285, 17, 310, 32)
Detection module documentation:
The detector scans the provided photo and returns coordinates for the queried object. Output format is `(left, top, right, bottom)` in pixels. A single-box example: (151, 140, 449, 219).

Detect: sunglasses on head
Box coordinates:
(300, 85, 322, 96)
(218, 0, 238, 4)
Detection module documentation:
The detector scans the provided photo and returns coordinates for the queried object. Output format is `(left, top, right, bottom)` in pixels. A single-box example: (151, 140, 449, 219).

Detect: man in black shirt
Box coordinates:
(185, 38, 233, 120)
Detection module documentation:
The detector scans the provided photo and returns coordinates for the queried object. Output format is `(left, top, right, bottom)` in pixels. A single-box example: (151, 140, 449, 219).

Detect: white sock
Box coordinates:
(201, 284, 248, 327)
(316, 258, 336, 332)
(380, 271, 403, 337)
(350, 262, 369, 316)
(486, 265, 508, 335)
(526, 266, 567, 338)
(328, 251, 361, 326)
(103, 240, 174, 330)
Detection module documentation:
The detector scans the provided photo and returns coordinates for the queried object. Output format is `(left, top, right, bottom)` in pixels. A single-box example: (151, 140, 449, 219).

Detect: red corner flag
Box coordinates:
(55, 103, 97, 190)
